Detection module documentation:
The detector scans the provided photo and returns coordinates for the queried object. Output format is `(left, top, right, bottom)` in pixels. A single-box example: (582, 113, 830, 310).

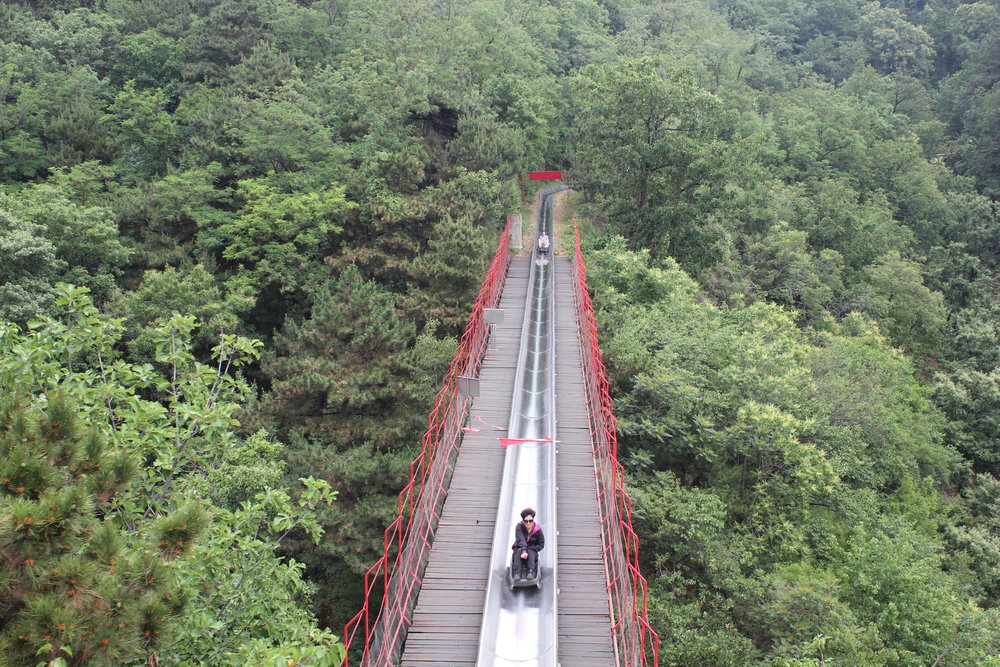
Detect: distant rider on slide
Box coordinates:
(537, 231, 550, 255)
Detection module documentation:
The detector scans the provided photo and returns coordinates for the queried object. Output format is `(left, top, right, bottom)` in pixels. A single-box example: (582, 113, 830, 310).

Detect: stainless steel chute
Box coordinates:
(477, 185, 567, 666)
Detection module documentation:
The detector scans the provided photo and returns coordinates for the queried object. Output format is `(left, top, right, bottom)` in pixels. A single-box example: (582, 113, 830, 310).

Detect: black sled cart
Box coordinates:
(506, 563, 541, 590)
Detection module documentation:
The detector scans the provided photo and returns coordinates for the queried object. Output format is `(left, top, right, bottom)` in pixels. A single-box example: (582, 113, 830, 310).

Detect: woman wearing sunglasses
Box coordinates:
(511, 507, 545, 581)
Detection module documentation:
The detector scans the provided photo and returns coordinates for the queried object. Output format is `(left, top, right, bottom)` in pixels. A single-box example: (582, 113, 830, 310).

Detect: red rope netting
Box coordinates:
(572, 220, 660, 666)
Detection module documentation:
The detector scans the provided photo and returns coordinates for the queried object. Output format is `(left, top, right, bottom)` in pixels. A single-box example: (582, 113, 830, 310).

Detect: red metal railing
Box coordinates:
(341, 217, 512, 666)
(341, 214, 658, 666)
(572, 220, 660, 666)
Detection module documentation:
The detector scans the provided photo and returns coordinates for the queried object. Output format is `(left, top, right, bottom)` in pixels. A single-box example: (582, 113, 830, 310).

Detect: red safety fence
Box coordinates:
(572, 220, 660, 666)
(341, 217, 513, 666)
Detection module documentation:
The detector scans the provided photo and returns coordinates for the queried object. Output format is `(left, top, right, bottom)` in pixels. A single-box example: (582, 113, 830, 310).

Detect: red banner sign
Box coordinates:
(528, 171, 562, 180)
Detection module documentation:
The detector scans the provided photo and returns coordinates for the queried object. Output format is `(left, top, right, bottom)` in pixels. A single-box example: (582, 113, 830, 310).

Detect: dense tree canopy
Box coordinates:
(3, 0, 1000, 663)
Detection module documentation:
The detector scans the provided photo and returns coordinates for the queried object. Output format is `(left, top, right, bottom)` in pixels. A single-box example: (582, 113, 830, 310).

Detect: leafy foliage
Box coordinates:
(0, 287, 343, 664)
(4, 0, 1000, 660)
(7, 186, 130, 289)
(586, 239, 993, 663)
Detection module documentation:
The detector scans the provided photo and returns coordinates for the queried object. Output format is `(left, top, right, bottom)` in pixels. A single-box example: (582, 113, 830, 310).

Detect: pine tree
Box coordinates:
(261, 264, 428, 450)
(0, 392, 205, 666)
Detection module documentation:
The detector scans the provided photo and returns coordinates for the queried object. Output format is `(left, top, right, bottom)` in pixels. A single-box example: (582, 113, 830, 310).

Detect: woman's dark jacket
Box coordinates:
(512, 522, 545, 553)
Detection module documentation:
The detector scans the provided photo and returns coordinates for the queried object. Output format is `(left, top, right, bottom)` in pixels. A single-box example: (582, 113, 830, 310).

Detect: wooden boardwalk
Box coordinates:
(400, 257, 528, 666)
(553, 258, 617, 666)
(399, 255, 616, 666)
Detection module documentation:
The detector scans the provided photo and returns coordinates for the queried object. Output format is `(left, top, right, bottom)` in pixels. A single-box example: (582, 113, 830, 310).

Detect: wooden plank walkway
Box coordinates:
(400, 257, 528, 666)
(399, 255, 616, 666)
(554, 257, 617, 666)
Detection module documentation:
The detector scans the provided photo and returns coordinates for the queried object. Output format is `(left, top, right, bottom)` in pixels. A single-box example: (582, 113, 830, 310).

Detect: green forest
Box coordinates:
(1, 0, 999, 664)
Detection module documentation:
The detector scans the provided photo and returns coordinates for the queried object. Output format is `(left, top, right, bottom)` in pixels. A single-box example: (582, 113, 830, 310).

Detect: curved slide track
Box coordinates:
(477, 185, 568, 666)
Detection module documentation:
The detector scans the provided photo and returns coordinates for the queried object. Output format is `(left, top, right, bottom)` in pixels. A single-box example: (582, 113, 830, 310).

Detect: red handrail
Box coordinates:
(341, 218, 512, 666)
(572, 220, 660, 666)
(341, 215, 659, 666)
